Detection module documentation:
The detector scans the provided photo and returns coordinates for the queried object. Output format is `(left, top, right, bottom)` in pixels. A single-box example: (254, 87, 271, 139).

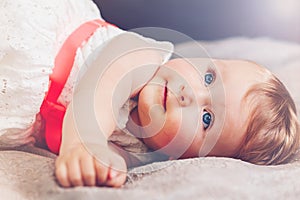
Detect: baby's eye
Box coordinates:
(202, 110, 212, 130)
(204, 72, 214, 86)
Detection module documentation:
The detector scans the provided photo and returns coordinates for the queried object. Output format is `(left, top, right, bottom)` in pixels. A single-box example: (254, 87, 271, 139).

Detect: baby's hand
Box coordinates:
(55, 143, 127, 187)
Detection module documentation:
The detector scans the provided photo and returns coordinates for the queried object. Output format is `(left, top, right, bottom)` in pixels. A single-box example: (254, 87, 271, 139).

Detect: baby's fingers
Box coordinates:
(94, 157, 110, 185)
(105, 157, 127, 187)
(55, 157, 71, 187)
(66, 156, 84, 187)
(80, 155, 96, 186)
(105, 168, 127, 187)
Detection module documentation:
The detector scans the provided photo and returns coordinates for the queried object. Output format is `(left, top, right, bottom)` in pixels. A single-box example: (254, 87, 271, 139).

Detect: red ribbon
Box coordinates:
(40, 19, 112, 154)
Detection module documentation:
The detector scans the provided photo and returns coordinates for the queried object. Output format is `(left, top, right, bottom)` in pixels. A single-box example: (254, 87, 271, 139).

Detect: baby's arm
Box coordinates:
(55, 45, 163, 187)
(55, 104, 127, 187)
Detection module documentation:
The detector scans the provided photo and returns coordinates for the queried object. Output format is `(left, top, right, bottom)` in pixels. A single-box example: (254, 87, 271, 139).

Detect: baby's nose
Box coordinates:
(178, 84, 193, 107)
(178, 83, 210, 107)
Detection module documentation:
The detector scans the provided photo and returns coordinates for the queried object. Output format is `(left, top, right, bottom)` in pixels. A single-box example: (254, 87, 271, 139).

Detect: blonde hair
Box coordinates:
(236, 73, 300, 165)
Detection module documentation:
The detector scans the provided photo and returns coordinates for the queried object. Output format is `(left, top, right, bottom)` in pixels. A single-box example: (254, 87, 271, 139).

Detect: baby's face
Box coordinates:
(137, 58, 268, 158)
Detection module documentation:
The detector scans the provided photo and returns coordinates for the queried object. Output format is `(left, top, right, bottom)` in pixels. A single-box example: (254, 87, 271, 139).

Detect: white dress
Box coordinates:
(0, 0, 124, 147)
(0, 0, 173, 161)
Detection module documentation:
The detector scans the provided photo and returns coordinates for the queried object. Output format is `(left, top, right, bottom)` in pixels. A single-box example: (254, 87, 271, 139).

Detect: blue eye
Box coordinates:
(202, 111, 212, 130)
(204, 72, 214, 86)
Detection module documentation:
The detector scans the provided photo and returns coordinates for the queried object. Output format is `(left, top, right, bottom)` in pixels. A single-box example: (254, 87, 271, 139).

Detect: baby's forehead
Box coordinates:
(215, 59, 271, 79)
(234, 59, 269, 73)
(166, 58, 272, 82)
(236, 59, 268, 72)
(173, 58, 267, 71)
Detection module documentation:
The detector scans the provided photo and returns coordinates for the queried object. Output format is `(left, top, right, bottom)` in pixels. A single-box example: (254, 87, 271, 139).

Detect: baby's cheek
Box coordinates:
(157, 116, 182, 143)
(142, 122, 178, 151)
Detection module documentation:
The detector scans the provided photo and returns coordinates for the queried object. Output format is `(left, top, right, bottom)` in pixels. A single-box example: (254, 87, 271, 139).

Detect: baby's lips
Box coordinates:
(163, 83, 168, 111)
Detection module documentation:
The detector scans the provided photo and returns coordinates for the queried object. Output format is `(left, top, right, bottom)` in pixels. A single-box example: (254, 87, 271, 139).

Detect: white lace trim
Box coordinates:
(0, 0, 104, 147)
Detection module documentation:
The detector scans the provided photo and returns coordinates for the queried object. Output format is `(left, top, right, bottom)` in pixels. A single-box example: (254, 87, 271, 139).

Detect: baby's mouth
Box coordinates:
(163, 82, 168, 111)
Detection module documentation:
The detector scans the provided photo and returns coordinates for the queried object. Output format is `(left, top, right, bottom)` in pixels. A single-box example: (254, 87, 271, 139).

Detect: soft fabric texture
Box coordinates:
(0, 37, 299, 199)
(0, 0, 105, 147)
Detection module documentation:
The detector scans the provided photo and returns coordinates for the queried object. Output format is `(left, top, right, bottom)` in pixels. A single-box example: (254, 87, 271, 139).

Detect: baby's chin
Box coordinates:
(138, 81, 165, 116)
(137, 91, 168, 140)
(137, 103, 166, 133)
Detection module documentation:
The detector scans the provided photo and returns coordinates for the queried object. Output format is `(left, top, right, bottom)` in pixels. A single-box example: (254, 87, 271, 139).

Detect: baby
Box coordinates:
(1, 0, 299, 188)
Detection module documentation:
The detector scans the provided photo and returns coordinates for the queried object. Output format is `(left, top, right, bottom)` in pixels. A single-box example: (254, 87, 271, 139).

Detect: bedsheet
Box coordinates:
(1, 37, 300, 200)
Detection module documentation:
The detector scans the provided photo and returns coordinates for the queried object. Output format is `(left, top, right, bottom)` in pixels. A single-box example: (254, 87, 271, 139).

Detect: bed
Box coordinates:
(1, 37, 300, 200)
